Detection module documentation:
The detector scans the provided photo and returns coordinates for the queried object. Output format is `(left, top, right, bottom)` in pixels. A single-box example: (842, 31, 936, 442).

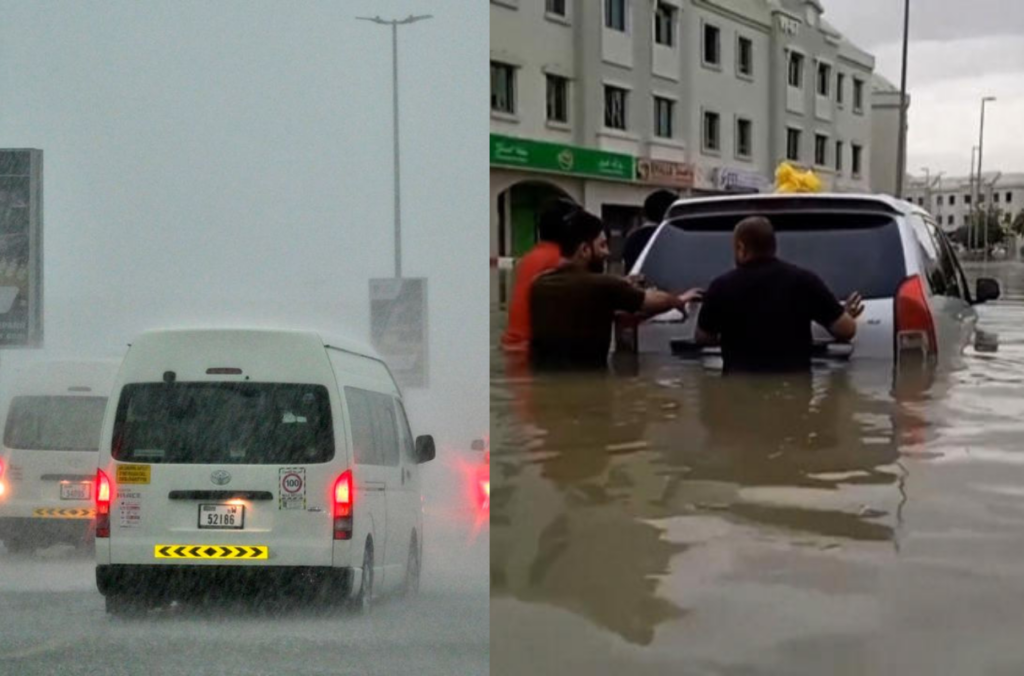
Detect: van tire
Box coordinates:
(402, 535, 420, 598)
(353, 542, 374, 615)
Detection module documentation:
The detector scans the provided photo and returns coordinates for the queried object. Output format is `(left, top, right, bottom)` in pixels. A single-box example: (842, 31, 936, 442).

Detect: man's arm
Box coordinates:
(694, 280, 722, 345)
(639, 288, 703, 318)
(806, 272, 863, 343)
(827, 293, 864, 342)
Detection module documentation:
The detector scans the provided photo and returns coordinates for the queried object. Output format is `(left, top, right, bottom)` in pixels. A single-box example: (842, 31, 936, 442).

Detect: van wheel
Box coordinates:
(105, 594, 147, 618)
(402, 536, 420, 597)
(353, 543, 374, 615)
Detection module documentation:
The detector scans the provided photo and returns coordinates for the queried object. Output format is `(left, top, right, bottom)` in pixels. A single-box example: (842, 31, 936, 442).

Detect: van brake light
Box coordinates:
(895, 275, 937, 361)
(96, 469, 112, 538)
(333, 470, 353, 540)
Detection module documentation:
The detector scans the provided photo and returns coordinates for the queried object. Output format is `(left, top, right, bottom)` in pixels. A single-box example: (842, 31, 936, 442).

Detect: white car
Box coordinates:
(628, 193, 1001, 368)
(0, 360, 120, 553)
(94, 328, 435, 616)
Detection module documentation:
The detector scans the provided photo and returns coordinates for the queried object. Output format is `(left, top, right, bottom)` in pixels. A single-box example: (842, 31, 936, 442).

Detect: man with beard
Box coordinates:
(529, 209, 702, 370)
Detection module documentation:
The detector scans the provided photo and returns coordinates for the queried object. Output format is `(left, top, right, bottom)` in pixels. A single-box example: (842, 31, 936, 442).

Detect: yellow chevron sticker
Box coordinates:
(33, 508, 96, 519)
(154, 544, 269, 560)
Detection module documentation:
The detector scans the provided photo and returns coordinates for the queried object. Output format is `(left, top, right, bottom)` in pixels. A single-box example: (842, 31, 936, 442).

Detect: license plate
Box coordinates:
(60, 483, 91, 500)
(198, 504, 244, 530)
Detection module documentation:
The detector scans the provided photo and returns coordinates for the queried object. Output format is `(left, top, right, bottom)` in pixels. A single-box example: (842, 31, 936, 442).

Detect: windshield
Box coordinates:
(639, 212, 908, 300)
(111, 383, 334, 464)
(3, 395, 108, 451)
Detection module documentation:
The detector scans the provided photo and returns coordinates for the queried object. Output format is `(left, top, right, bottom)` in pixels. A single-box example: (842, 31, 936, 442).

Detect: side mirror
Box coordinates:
(415, 435, 436, 464)
(470, 439, 486, 452)
(975, 277, 1001, 304)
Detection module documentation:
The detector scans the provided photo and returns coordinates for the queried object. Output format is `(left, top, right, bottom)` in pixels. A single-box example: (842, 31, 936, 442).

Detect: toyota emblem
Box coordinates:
(210, 470, 231, 486)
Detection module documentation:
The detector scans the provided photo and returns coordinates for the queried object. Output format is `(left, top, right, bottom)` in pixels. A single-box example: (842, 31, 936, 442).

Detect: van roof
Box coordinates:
(11, 359, 122, 397)
(131, 328, 381, 361)
(666, 192, 923, 219)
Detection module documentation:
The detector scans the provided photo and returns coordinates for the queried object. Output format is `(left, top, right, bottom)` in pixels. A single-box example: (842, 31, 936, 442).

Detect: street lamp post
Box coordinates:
(977, 96, 996, 261)
(894, 0, 911, 198)
(356, 14, 433, 279)
(970, 145, 978, 249)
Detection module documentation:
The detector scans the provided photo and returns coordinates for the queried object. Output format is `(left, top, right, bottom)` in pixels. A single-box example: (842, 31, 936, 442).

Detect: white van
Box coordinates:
(0, 360, 120, 553)
(94, 329, 435, 616)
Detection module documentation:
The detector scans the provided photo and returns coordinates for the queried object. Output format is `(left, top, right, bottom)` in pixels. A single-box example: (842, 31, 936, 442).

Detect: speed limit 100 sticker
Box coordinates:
(279, 468, 306, 510)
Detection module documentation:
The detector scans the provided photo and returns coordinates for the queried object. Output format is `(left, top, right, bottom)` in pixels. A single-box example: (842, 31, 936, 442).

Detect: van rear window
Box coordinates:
(111, 383, 334, 464)
(639, 212, 907, 300)
(4, 396, 108, 451)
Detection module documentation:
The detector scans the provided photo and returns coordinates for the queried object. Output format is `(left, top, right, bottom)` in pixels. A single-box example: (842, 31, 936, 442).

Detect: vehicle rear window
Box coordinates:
(112, 383, 334, 464)
(4, 396, 108, 451)
(639, 212, 907, 300)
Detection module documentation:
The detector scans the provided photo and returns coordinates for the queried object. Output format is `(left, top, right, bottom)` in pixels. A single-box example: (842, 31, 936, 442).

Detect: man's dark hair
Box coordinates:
(734, 216, 776, 258)
(537, 197, 578, 243)
(643, 190, 677, 223)
(558, 209, 605, 258)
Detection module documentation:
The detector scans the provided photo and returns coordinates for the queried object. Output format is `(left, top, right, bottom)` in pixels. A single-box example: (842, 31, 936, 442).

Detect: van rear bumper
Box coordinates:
(96, 564, 355, 601)
(0, 517, 93, 544)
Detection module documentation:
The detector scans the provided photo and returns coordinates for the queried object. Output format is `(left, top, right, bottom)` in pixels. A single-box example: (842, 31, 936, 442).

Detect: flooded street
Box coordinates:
(491, 261, 1024, 675)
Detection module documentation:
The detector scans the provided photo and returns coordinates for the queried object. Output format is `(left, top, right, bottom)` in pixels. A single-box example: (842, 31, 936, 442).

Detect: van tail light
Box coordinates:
(0, 458, 5, 497)
(333, 470, 353, 540)
(96, 469, 112, 538)
(895, 275, 938, 362)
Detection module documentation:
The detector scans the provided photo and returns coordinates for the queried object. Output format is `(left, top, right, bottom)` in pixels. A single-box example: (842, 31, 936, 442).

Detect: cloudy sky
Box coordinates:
(0, 1, 487, 444)
(825, 0, 1024, 180)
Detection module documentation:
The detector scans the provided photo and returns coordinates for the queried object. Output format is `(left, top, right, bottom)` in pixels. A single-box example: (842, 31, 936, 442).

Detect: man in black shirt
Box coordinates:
(531, 209, 702, 370)
(695, 216, 864, 374)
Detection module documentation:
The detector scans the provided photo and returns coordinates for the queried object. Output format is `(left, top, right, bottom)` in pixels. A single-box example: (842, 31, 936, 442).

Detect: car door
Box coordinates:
(909, 215, 963, 361)
(393, 399, 421, 565)
(344, 387, 390, 584)
(933, 227, 978, 352)
(365, 391, 405, 591)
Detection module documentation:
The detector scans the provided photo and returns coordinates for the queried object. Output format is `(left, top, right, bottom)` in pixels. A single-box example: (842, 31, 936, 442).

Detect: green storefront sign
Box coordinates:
(490, 134, 635, 181)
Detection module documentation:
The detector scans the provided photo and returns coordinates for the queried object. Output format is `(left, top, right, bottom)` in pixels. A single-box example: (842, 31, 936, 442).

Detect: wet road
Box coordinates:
(491, 261, 1024, 675)
(0, 511, 488, 676)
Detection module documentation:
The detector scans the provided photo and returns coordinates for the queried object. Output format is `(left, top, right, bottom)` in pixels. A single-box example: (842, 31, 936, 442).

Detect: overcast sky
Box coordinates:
(824, 0, 1024, 180)
(0, 1, 487, 444)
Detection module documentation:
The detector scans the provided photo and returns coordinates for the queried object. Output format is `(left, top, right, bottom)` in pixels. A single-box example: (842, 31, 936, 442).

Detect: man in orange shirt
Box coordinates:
(501, 198, 578, 353)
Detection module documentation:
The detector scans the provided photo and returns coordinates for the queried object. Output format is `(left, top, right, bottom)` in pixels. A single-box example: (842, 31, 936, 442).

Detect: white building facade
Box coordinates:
(490, 0, 881, 262)
(905, 172, 1024, 235)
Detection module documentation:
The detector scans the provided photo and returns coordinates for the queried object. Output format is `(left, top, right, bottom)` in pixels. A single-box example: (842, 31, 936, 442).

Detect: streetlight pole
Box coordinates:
(356, 14, 433, 279)
(977, 96, 996, 261)
(922, 167, 930, 209)
(894, 0, 911, 198)
(970, 145, 978, 249)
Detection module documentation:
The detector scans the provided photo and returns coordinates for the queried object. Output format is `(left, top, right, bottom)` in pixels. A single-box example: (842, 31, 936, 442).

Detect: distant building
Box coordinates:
(904, 172, 1024, 234)
(490, 0, 883, 262)
(870, 74, 908, 198)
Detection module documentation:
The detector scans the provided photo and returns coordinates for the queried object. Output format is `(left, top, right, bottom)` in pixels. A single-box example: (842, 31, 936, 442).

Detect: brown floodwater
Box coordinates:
(491, 261, 1024, 675)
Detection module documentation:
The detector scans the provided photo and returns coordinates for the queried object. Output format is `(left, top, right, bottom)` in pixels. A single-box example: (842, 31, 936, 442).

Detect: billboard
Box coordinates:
(369, 278, 427, 389)
(0, 150, 43, 347)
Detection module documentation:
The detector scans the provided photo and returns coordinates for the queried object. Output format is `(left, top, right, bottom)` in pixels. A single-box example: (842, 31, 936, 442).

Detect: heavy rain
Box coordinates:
(0, 2, 488, 675)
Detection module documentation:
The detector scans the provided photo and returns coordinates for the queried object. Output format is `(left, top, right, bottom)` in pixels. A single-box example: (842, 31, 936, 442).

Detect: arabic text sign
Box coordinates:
(490, 134, 635, 181)
(0, 149, 43, 348)
(369, 278, 428, 389)
(636, 158, 696, 188)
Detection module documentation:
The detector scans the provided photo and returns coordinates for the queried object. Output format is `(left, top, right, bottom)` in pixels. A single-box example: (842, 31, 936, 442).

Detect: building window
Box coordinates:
(786, 128, 801, 161)
(654, 2, 675, 47)
(546, 0, 566, 16)
(605, 0, 626, 32)
(654, 97, 673, 138)
(737, 37, 753, 77)
(965, 194, 972, 205)
(788, 52, 804, 88)
(736, 118, 752, 158)
(814, 134, 828, 166)
(949, 215, 955, 226)
(816, 62, 831, 97)
(490, 62, 515, 114)
(852, 143, 863, 176)
(853, 78, 864, 112)
(1007, 192, 1013, 203)
(835, 141, 843, 172)
(546, 74, 569, 124)
(836, 72, 845, 104)
(936, 195, 943, 207)
(703, 23, 721, 66)
(703, 111, 720, 152)
(995, 192, 1001, 203)
(949, 195, 956, 206)
(979, 193, 985, 203)
(604, 86, 628, 130)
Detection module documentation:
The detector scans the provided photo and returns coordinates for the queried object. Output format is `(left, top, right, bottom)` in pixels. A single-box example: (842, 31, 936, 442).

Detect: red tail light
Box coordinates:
(96, 469, 112, 538)
(333, 470, 353, 540)
(0, 458, 6, 497)
(895, 275, 938, 362)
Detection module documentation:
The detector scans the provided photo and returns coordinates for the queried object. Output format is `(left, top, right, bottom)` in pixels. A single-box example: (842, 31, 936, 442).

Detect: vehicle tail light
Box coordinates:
(333, 470, 353, 540)
(895, 275, 938, 364)
(96, 469, 112, 538)
(480, 478, 490, 511)
(0, 458, 5, 497)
